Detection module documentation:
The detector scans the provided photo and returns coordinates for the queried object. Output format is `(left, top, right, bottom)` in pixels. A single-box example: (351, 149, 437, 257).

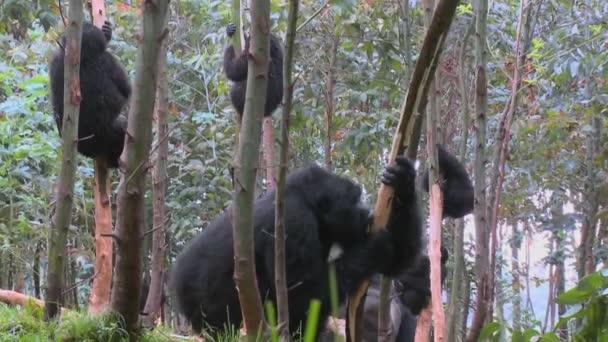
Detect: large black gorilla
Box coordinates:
(360, 146, 474, 341)
(49, 21, 131, 168)
(223, 23, 283, 118)
(171, 156, 423, 338)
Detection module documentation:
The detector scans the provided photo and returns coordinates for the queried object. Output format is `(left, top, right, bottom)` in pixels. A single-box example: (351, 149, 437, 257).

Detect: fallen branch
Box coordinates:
(0, 289, 68, 315)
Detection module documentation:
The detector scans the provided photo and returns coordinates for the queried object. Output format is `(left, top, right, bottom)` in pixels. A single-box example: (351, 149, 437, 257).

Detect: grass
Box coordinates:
(0, 302, 175, 342)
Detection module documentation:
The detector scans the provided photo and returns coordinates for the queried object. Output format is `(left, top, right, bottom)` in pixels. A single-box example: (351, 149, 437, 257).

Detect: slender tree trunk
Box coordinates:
(142, 26, 169, 327)
(230, 0, 244, 186)
(69, 254, 79, 310)
(232, 0, 272, 338)
(487, 0, 528, 321)
(578, 115, 602, 278)
(423, 3, 446, 333)
(555, 230, 567, 339)
(273, 0, 298, 338)
(110, 1, 169, 336)
(466, 0, 489, 338)
(461, 272, 471, 341)
(33, 242, 41, 299)
(324, 35, 338, 172)
(511, 221, 522, 331)
(45, 0, 83, 320)
(446, 18, 474, 342)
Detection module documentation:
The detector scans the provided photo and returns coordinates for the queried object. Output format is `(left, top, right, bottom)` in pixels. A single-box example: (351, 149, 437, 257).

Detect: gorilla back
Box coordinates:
(171, 161, 422, 337)
(49, 22, 131, 168)
(223, 23, 284, 118)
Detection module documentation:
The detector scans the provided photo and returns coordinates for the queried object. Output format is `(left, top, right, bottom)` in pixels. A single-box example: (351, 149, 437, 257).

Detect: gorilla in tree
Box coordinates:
(223, 23, 283, 118)
(171, 156, 423, 338)
(421, 145, 474, 219)
(49, 21, 131, 168)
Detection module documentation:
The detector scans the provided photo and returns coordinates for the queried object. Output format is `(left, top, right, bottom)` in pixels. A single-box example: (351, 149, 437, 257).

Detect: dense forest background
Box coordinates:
(0, 0, 606, 340)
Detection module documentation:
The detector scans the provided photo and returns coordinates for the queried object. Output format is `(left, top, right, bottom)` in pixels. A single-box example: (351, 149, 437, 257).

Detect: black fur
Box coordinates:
(223, 23, 283, 117)
(421, 145, 474, 218)
(357, 146, 474, 341)
(171, 156, 422, 338)
(49, 21, 131, 168)
(361, 248, 449, 342)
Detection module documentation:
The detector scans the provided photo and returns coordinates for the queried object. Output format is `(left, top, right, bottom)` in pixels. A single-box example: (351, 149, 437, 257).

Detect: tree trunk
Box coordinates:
(487, 0, 528, 321)
(33, 242, 41, 299)
(445, 17, 473, 342)
(578, 115, 602, 278)
(466, 0, 489, 338)
(273, 0, 298, 339)
(86, 0, 106, 27)
(511, 221, 522, 331)
(232, 0, 272, 339)
(324, 35, 338, 172)
(89, 158, 113, 314)
(110, 1, 169, 336)
(45, 0, 83, 320)
(424, 10, 446, 335)
(142, 26, 169, 328)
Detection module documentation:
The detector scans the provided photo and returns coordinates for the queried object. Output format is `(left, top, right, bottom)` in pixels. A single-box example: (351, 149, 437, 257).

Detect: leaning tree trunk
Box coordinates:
(110, 0, 169, 336)
(232, 0, 272, 339)
(142, 14, 169, 326)
(345, 1, 460, 340)
(45, 0, 83, 320)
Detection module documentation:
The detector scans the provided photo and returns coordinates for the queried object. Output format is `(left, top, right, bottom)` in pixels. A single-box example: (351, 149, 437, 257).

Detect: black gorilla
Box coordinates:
(359, 146, 474, 341)
(171, 156, 422, 338)
(361, 248, 449, 342)
(49, 21, 131, 168)
(223, 23, 283, 118)
(421, 145, 474, 219)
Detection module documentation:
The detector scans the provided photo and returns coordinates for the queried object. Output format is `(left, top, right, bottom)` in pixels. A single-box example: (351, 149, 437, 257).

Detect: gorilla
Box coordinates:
(171, 156, 423, 338)
(360, 146, 474, 341)
(360, 248, 449, 342)
(49, 21, 131, 168)
(223, 23, 283, 118)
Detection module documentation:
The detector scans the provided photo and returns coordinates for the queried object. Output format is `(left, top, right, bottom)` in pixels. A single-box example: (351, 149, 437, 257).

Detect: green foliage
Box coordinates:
(484, 270, 608, 341)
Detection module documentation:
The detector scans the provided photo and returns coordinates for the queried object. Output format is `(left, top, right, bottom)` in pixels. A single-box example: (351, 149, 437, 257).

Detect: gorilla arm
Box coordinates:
(422, 145, 474, 219)
(382, 155, 424, 276)
(224, 36, 249, 82)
